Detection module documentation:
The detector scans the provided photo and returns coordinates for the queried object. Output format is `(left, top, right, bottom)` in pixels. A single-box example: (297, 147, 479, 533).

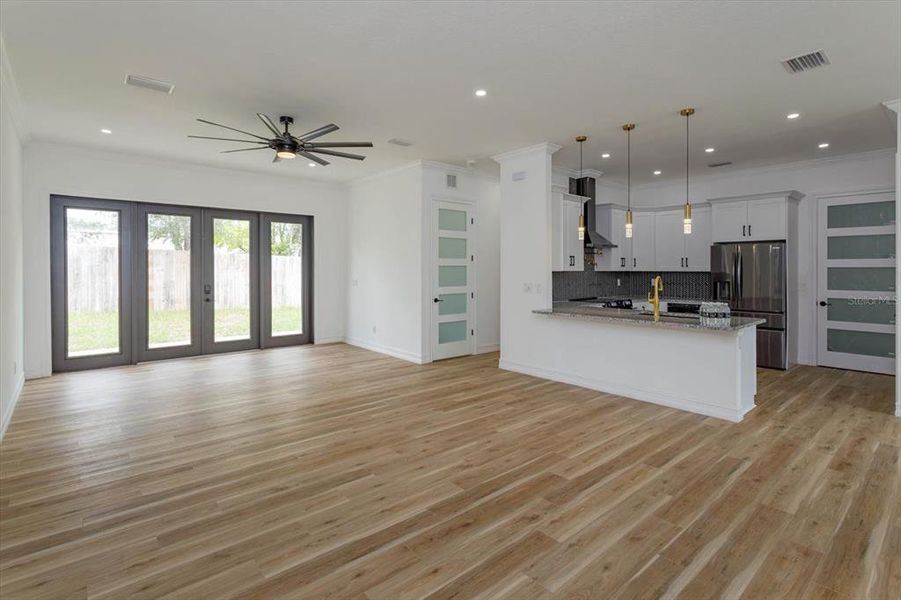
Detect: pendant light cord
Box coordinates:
(627, 128, 631, 210)
(579, 141, 584, 218)
(685, 112, 689, 205)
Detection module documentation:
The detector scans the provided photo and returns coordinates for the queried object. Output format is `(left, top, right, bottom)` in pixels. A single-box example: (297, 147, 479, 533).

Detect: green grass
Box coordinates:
(67, 306, 303, 354)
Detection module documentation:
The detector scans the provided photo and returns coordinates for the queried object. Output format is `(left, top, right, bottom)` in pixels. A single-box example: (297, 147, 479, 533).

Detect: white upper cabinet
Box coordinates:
(684, 207, 711, 271)
(630, 212, 655, 270)
(711, 193, 800, 243)
(551, 192, 585, 271)
(596, 205, 630, 270)
(654, 210, 684, 271)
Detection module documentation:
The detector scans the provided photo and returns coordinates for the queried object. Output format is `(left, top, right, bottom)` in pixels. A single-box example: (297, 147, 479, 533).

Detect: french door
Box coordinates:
(430, 200, 475, 360)
(51, 196, 312, 372)
(817, 191, 896, 374)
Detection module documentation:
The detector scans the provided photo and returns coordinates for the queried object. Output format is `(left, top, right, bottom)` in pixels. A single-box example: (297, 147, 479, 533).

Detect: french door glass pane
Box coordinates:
(438, 293, 467, 315)
(827, 201, 895, 228)
(438, 209, 467, 231)
(827, 267, 895, 292)
(439, 320, 467, 343)
(827, 234, 895, 259)
(439, 265, 467, 287)
(213, 218, 251, 342)
(827, 298, 896, 325)
(270, 221, 303, 336)
(66, 208, 120, 357)
(147, 214, 192, 348)
(439, 237, 467, 259)
(827, 329, 895, 358)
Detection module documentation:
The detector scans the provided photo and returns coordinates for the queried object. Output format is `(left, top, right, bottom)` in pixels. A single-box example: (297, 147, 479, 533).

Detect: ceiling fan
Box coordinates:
(189, 113, 373, 165)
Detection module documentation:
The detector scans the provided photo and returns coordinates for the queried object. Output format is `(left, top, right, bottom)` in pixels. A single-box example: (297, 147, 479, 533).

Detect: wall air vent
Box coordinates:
(387, 138, 413, 147)
(446, 174, 457, 189)
(708, 161, 733, 168)
(781, 50, 830, 74)
(124, 74, 176, 94)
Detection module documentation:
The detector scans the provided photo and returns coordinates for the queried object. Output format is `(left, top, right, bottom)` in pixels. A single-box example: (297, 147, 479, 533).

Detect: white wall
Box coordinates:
(22, 143, 348, 378)
(0, 61, 25, 437)
(345, 161, 500, 363)
(345, 163, 424, 362)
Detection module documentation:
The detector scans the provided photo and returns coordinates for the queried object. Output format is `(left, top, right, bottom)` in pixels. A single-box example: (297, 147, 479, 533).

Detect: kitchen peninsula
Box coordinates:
(533, 302, 763, 421)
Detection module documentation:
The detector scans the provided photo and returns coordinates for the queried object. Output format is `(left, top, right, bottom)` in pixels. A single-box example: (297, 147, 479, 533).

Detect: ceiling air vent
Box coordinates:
(387, 138, 413, 147)
(708, 161, 733, 168)
(446, 174, 457, 189)
(781, 50, 830, 74)
(124, 74, 176, 94)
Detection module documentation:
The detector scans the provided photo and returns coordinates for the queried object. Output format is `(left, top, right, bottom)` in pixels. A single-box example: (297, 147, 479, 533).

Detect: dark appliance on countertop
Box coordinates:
(569, 177, 617, 252)
(711, 241, 787, 369)
(570, 297, 634, 309)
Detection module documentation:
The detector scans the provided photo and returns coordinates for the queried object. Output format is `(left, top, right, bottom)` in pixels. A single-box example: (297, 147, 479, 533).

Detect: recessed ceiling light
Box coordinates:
(601, 153, 611, 159)
(308, 162, 316, 167)
(101, 128, 112, 134)
(474, 89, 487, 97)
(786, 112, 800, 120)
(818, 142, 829, 149)
(705, 147, 715, 153)
(653, 170, 662, 175)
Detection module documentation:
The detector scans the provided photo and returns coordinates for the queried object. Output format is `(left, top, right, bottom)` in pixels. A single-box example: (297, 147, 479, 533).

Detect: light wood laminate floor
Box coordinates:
(0, 344, 898, 599)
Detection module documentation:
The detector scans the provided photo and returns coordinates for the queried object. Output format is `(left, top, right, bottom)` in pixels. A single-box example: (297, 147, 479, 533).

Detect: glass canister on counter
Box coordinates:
(700, 302, 731, 328)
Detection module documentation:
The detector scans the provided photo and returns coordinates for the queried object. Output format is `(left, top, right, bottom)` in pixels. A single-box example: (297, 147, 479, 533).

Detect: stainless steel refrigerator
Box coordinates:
(711, 242, 787, 369)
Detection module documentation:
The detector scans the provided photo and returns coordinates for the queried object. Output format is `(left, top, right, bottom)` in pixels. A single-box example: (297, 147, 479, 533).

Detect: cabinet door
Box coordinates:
(551, 193, 567, 271)
(631, 212, 655, 270)
(654, 210, 685, 271)
(684, 207, 711, 271)
(746, 197, 786, 241)
(567, 200, 584, 270)
(711, 201, 748, 242)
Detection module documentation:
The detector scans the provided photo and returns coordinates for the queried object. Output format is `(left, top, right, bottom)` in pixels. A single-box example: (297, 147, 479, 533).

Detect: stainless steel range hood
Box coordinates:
(569, 176, 617, 250)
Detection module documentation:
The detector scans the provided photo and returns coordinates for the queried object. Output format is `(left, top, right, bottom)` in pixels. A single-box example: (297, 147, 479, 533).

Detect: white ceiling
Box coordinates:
(1, 1, 898, 184)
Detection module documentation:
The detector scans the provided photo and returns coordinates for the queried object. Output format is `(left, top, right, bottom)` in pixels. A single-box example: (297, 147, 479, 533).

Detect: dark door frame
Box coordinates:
(260, 212, 314, 348)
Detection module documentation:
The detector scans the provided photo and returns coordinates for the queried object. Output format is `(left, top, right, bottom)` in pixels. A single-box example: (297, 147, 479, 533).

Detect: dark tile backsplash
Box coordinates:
(553, 270, 711, 301)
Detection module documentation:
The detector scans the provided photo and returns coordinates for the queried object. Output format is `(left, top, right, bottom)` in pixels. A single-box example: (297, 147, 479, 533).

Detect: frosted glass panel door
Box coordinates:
(817, 192, 895, 374)
(432, 202, 475, 360)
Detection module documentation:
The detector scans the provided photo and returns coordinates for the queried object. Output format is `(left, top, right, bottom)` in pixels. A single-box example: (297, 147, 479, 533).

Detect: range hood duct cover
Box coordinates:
(569, 176, 617, 249)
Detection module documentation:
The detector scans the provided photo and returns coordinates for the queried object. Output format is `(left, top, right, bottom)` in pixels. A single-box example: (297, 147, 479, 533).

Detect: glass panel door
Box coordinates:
(260, 213, 312, 348)
(431, 202, 474, 360)
(202, 209, 259, 354)
(817, 191, 895, 374)
(135, 204, 202, 361)
(51, 196, 133, 372)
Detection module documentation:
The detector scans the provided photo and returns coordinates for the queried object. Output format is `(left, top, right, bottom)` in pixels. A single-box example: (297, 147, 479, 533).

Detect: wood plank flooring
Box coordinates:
(0, 344, 898, 599)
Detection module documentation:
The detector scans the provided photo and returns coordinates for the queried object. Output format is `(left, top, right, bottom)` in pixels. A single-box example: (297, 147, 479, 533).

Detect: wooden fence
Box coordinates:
(66, 247, 303, 311)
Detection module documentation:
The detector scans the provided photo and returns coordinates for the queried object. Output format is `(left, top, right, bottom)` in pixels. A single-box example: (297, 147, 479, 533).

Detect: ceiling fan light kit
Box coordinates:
(189, 113, 373, 166)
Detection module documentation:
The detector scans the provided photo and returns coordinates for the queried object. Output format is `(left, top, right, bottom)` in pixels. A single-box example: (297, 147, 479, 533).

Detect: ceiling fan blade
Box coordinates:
(304, 141, 374, 148)
(189, 135, 269, 144)
(307, 148, 366, 161)
(221, 147, 270, 153)
(297, 123, 339, 141)
(297, 150, 330, 166)
(257, 113, 282, 137)
(196, 118, 270, 141)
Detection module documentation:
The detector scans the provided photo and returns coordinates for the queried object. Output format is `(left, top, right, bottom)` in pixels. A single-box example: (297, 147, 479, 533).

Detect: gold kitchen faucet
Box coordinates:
(648, 275, 663, 322)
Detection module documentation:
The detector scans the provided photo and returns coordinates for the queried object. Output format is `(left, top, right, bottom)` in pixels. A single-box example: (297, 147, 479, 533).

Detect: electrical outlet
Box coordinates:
(616, 278, 621, 287)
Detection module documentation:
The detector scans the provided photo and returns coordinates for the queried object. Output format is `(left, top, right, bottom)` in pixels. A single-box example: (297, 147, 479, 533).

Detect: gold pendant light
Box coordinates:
(680, 107, 695, 235)
(576, 135, 587, 241)
(623, 123, 635, 238)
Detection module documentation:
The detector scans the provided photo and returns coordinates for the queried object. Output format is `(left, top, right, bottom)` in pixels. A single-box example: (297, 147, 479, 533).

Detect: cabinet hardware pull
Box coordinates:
(685, 257, 688, 268)
(633, 258, 637, 268)
(748, 225, 752, 236)
(742, 225, 746, 237)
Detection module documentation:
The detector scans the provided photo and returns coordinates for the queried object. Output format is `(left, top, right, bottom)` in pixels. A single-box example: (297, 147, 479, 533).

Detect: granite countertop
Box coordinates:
(534, 302, 764, 332)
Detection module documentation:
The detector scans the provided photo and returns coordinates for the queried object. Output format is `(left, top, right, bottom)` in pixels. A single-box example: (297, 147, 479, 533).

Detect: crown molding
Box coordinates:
(708, 190, 804, 204)
(883, 99, 900, 114)
(345, 160, 423, 187)
(419, 159, 499, 182)
(553, 166, 604, 179)
(491, 142, 562, 163)
(0, 35, 30, 142)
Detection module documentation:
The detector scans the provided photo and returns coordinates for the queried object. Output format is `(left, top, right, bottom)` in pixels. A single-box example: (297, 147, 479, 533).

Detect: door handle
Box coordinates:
(818, 301, 832, 307)
(433, 297, 443, 303)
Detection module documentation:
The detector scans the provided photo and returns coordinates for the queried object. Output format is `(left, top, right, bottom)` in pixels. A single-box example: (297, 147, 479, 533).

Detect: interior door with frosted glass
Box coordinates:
(431, 201, 475, 360)
(51, 196, 133, 372)
(260, 213, 312, 348)
(817, 192, 896, 374)
(202, 209, 259, 354)
(135, 204, 202, 361)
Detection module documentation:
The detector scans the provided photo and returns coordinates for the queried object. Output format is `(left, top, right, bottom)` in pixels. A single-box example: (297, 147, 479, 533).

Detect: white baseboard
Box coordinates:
(314, 336, 344, 345)
(498, 359, 751, 423)
(344, 337, 424, 364)
(476, 343, 500, 354)
(1, 372, 25, 442)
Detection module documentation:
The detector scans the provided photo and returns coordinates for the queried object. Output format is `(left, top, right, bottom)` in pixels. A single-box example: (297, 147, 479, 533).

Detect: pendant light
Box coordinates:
(623, 123, 635, 238)
(576, 135, 587, 241)
(680, 107, 695, 234)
